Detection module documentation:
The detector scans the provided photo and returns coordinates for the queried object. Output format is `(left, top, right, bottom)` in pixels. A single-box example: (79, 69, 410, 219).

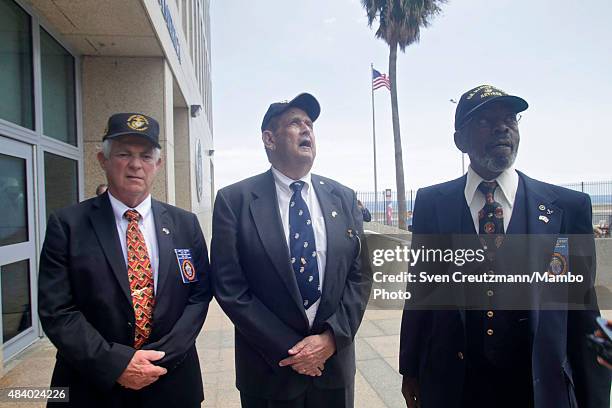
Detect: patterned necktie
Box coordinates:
(289, 181, 321, 310)
(478, 181, 505, 235)
(124, 209, 155, 348)
(478, 181, 505, 255)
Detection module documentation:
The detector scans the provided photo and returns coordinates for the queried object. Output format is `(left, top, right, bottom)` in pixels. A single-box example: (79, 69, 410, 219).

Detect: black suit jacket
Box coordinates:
(399, 172, 611, 408)
(38, 193, 212, 407)
(210, 170, 372, 400)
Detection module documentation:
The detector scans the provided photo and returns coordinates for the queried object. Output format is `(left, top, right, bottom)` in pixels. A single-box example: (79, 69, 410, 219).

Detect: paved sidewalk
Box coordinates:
(0, 301, 405, 407)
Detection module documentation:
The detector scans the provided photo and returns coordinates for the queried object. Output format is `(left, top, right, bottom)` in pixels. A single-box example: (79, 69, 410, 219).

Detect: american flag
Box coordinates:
(372, 68, 391, 91)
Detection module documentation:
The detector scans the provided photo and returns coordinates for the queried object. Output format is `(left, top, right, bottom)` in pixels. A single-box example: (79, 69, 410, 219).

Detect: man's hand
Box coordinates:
(402, 376, 420, 408)
(595, 319, 612, 369)
(117, 350, 167, 390)
(278, 331, 336, 376)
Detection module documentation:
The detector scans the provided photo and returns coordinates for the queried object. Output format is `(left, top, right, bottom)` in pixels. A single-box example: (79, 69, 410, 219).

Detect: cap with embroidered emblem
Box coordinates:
(455, 85, 528, 130)
(102, 113, 161, 148)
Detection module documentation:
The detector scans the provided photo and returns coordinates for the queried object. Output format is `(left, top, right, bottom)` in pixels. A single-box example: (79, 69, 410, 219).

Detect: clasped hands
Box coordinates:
(116, 332, 337, 387)
(278, 330, 336, 377)
(117, 350, 167, 390)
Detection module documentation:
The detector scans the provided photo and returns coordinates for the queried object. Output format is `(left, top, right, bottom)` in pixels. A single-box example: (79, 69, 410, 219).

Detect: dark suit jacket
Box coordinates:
(399, 171, 611, 408)
(38, 193, 212, 407)
(210, 170, 372, 400)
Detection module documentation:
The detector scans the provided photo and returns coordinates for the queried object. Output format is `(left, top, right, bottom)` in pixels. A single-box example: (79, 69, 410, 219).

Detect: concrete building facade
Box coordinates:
(0, 0, 213, 371)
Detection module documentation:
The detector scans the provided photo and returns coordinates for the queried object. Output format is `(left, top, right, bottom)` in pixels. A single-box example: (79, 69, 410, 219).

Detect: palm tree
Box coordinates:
(361, 0, 445, 230)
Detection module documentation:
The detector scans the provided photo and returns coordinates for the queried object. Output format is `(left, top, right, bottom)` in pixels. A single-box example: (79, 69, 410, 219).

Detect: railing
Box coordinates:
(564, 180, 612, 237)
(357, 180, 612, 236)
(356, 190, 416, 228)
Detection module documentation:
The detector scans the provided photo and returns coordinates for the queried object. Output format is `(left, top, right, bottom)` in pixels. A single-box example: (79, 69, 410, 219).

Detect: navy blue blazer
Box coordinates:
(399, 171, 610, 408)
(38, 193, 212, 407)
(211, 170, 372, 400)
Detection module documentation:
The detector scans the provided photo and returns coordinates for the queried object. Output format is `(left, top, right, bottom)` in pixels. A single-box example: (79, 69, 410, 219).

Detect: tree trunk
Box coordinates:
(388, 41, 407, 230)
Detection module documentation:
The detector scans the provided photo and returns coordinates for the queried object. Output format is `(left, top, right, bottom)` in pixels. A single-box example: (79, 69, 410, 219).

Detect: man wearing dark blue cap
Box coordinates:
(38, 113, 212, 407)
(211, 93, 372, 407)
(399, 85, 610, 407)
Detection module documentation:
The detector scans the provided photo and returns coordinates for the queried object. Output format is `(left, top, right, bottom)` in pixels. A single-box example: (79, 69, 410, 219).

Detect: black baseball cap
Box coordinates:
(454, 85, 528, 130)
(102, 113, 161, 148)
(261, 93, 320, 132)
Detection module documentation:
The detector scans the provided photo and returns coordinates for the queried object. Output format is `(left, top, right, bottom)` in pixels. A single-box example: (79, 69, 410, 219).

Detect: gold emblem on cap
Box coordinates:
(126, 114, 149, 131)
(466, 84, 505, 100)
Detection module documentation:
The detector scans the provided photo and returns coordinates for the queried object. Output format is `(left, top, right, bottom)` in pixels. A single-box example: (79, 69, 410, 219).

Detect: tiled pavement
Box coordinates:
(199, 303, 407, 407)
(1, 303, 610, 407)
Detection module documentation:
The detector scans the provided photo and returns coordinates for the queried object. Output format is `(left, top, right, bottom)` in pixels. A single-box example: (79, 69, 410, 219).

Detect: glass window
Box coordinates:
(40, 28, 76, 146)
(44, 152, 78, 216)
(1, 259, 32, 343)
(0, 153, 28, 246)
(0, 0, 34, 129)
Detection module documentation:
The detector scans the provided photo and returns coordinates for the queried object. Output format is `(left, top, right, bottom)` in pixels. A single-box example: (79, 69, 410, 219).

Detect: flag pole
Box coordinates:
(370, 63, 379, 222)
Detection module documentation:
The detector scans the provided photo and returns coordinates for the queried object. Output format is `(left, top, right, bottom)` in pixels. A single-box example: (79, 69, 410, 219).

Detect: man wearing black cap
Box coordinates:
(211, 93, 371, 407)
(399, 85, 610, 408)
(38, 113, 212, 407)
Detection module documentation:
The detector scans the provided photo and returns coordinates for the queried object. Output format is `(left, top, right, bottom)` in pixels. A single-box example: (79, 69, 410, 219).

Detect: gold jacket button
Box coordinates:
(487, 311, 494, 318)
(457, 351, 464, 360)
(487, 329, 494, 336)
(487, 289, 494, 297)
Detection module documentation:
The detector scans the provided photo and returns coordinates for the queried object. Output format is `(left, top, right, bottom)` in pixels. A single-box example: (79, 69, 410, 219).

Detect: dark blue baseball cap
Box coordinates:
(261, 93, 320, 132)
(455, 85, 528, 130)
(102, 113, 161, 148)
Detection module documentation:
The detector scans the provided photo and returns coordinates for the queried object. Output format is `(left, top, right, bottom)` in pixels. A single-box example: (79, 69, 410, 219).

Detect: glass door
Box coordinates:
(0, 135, 38, 359)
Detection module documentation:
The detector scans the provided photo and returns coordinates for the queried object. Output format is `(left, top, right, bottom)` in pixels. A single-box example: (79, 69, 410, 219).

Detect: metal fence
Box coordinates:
(356, 180, 612, 234)
(564, 180, 612, 236)
(356, 189, 416, 228)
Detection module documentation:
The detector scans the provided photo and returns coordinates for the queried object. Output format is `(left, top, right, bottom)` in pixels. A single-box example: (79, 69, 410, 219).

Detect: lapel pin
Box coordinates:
(546, 209, 554, 215)
(347, 229, 353, 238)
(162, 227, 170, 235)
(538, 204, 546, 211)
(319, 180, 325, 185)
(538, 215, 549, 223)
(331, 211, 337, 218)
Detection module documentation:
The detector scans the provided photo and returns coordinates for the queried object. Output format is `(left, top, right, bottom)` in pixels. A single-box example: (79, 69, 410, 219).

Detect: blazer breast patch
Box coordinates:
(548, 237, 568, 276)
(174, 249, 198, 283)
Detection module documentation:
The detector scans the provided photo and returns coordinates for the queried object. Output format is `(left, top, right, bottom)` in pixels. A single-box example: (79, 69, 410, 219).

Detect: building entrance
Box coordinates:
(0, 135, 39, 360)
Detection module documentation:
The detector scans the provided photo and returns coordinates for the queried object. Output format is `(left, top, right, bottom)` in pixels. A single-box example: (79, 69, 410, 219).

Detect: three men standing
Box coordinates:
(38, 113, 212, 407)
(211, 93, 372, 407)
(37, 88, 609, 408)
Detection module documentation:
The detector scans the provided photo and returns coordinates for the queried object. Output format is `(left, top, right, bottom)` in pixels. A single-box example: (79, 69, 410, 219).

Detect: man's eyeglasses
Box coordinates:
(461, 113, 522, 131)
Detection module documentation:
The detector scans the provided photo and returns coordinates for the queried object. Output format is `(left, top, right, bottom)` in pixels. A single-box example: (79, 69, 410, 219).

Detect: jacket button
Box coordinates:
(487, 311, 494, 318)
(487, 329, 494, 336)
(457, 352, 464, 360)
(127, 322, 133, 327)
(487, 289, 494, 297)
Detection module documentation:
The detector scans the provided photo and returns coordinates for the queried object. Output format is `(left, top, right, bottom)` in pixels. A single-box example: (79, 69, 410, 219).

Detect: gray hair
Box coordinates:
(101, 139, 161, 161)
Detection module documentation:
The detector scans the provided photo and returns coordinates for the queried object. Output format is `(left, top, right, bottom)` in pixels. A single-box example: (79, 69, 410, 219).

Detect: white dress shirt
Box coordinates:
(271, 167, 327, 328)
(108, 192, 160, 293)
(464, 165, 519, 234)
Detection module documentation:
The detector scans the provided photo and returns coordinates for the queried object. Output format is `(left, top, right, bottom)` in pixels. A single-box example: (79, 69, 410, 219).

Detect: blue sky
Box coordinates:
(211, 0, 612, 192)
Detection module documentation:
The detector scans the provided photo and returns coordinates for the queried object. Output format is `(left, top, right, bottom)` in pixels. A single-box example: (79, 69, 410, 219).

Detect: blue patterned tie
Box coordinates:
(289, 181, 321, 309)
